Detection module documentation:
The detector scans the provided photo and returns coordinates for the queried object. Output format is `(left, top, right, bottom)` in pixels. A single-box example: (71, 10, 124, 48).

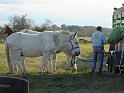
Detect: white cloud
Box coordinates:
(0, 0, 124, 27)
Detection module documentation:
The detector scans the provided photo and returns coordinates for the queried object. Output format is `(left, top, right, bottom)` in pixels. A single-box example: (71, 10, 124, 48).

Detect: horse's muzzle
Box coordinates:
(75, 51, 80, 56)
(74, 48, 80, 56)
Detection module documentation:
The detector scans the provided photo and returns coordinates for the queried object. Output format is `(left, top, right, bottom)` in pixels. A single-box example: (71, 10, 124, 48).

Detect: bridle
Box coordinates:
(64, 34, 80, 66)
(54, 33, 79, 66)
(67, 38, 79, 56)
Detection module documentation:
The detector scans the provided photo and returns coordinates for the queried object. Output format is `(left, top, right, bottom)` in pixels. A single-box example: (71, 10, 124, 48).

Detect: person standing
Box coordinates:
(91, 26, 107, 74)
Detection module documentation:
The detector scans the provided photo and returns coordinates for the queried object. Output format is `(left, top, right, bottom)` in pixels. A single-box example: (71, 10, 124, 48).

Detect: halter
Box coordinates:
(66, 36, 79, 55)
(64, 34, 80, 66)
(54, 33, 79, 66)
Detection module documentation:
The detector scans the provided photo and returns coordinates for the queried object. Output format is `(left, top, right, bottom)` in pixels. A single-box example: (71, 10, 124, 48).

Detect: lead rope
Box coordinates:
(119, 36, 124, 75)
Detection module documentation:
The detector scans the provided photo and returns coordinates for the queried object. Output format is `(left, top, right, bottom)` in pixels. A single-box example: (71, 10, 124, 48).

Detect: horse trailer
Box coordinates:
(107, 4, 124, 74)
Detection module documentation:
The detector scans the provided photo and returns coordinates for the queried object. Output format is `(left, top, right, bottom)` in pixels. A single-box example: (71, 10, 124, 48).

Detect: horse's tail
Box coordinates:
(5, 40, 12, 73)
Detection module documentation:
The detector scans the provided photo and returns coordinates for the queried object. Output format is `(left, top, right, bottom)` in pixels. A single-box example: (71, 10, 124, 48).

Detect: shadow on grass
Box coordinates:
(1, 71, 124, 93)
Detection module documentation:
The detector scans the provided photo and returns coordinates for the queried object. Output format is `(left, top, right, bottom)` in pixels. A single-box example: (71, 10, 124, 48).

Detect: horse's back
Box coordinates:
(6, 32, 57, 57)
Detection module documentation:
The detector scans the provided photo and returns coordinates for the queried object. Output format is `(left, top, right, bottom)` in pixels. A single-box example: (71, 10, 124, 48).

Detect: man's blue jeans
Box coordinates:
(92, 46, 104, 73)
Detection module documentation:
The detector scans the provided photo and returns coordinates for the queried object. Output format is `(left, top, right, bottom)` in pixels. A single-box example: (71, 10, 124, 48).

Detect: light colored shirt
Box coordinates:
(92, 31, 106, 47)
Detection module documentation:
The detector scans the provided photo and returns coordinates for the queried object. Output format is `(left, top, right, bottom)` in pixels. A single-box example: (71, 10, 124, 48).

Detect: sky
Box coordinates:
(0, 0, 124, 28)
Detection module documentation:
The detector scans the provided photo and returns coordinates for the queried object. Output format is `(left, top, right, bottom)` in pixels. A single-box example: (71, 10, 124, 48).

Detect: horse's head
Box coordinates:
(108, 27, 124, 44)
(66, 32, 80, 57)
(58, 31, 80, 69)
(4, 25, 14, 36)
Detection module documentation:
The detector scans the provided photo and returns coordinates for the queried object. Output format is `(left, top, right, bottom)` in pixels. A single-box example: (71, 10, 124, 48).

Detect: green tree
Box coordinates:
(9, 14, 33, 32)
(33, 25, 45, 32)
(41, 19, 53, 31)
(52, 24, 58, 31)
(61, 24, 67, 30)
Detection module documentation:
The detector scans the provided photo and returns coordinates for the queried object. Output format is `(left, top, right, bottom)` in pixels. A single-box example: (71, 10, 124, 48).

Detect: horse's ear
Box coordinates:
(73, 32, 77, 37)
(71, 32, 77, 39)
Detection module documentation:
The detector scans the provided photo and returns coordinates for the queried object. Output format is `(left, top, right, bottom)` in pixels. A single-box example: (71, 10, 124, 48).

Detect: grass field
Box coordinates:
(0, 43, 124, 93)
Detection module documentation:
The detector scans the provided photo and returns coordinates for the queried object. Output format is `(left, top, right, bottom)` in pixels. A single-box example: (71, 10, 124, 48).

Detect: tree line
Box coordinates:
(0, 14, 111, 42)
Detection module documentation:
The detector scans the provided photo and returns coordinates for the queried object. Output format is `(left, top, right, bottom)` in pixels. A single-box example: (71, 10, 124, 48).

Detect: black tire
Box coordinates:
(0, 76, 29, 93)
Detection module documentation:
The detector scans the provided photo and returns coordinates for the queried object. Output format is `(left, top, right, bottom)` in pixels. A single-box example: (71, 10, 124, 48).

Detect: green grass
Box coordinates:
(13, 73, 124, 93)
(0, 43, 124, 93)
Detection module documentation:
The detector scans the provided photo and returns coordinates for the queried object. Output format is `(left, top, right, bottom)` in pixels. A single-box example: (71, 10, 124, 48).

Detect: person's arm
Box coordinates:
(102, 33, 107, 45)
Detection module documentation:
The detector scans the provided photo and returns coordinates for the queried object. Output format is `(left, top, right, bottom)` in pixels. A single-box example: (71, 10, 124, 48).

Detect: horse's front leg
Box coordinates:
(48, 54, 54, 74)
(40, 52, 55, 74)
(39, 54, 48, 74)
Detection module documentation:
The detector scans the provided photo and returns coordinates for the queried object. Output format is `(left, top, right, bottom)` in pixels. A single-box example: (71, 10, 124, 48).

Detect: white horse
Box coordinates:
(19, 29, 79, 72)
(5, 29, 80, 74)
